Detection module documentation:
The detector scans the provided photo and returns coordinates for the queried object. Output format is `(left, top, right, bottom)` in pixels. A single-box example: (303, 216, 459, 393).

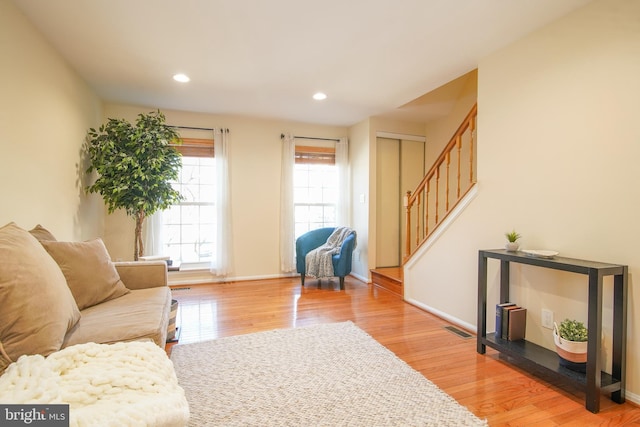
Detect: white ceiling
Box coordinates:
(13, 0, 591, 127)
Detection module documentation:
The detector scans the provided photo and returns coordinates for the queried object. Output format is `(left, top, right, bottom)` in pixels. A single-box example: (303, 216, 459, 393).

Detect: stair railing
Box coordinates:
(404, 103, 477, 261)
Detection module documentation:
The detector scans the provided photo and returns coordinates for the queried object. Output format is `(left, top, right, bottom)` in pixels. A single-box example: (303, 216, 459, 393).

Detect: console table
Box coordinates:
(476, 249, 628, 413)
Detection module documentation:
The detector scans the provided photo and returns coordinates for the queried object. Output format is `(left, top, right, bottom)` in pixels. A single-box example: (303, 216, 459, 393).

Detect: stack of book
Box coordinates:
(495, 302, 527, 341)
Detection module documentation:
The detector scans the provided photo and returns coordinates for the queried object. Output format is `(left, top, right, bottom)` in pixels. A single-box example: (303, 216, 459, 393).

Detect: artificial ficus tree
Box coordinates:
(86, 110, 182, 260)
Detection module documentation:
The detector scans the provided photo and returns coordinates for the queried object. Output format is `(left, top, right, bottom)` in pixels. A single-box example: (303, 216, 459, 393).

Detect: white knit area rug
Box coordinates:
(170, 321, 487, 426)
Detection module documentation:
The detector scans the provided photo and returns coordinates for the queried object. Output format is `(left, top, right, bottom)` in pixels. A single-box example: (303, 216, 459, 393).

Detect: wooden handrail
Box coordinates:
(404, 103, 477, 261)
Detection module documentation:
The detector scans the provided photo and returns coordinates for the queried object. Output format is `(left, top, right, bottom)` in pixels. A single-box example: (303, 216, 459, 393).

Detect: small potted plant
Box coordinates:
(553, 318, 588, 372)
(505, 230, 521, 251)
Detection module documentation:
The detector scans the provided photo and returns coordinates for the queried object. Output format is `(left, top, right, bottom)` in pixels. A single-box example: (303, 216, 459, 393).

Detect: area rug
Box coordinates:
(170, 321, 486, 426)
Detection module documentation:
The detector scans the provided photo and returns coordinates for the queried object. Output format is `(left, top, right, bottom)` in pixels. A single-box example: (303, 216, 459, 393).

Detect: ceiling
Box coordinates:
(12, 0, 591, 127)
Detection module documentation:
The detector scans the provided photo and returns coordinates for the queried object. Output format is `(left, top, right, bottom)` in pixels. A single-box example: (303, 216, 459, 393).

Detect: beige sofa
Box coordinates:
(62, 261, 171, 348)
(0, 222, 172, 375)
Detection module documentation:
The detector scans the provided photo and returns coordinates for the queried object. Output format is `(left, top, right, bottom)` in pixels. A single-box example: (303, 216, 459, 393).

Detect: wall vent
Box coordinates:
(444, 325, 472, 339)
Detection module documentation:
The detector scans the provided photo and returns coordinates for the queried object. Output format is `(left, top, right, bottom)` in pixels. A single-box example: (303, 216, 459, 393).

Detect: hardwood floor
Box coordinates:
(166, 276, 640, 426)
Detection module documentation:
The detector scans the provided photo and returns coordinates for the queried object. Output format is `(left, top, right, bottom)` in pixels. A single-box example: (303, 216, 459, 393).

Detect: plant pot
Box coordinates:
(553, 324, 587, 372)
(505, 242, 519, 251)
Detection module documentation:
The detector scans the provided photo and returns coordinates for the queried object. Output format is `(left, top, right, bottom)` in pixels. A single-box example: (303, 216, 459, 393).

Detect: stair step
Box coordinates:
(370, 268, 403, 297)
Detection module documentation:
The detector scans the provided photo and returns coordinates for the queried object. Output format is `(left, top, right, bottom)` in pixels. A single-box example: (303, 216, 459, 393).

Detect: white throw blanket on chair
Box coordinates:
(305, 227, 355, 279)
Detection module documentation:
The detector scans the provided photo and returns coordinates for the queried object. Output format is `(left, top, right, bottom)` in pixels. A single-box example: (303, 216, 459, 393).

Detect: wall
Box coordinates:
(404, 0, 640, 401)
(423, 69, 478, 165)
(0, 0, 103, 240)
(101, 103, 347, 280)
(347, 119, 371, 281)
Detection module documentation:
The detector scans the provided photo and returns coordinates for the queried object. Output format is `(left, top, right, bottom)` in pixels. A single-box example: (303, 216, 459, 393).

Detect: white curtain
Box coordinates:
(279, 133, 296, 272)
(212, 128, 233, 275)
(335, 137, 349, 226)
(142, 210, 163, 258)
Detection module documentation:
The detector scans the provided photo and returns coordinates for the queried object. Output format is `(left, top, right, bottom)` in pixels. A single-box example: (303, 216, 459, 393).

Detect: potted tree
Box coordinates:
(553, 318, 588, 372)
(86, 110, 182, 260)
(505, 230, 521, 251)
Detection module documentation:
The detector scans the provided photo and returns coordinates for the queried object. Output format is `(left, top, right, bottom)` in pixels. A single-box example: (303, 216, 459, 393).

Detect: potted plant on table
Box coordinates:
(553, 318, 588, 372)
(85, 110, 183, 260)
(505, 230, 521, 251)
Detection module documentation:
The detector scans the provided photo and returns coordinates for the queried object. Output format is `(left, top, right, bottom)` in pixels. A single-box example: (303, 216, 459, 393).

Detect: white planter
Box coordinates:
(505, 242, 519, 252)
(553, 324, 587, 363)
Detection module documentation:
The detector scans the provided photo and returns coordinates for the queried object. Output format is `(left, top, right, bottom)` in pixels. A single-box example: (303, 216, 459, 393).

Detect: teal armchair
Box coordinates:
(295, 227, 356, 290)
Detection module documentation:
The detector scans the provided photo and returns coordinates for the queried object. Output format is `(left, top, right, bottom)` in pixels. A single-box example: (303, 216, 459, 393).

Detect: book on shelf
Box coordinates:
(495, 302, 516, 338)
(507, 307, 527, 341)
(501, 305, 521, 340)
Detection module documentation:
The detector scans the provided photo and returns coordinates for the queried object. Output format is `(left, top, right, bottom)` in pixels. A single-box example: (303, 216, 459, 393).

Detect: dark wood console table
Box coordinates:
(477, 249, 628, 413)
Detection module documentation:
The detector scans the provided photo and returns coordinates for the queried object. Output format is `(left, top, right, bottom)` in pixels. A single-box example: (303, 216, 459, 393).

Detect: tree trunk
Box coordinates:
(134, 210, 146, 261)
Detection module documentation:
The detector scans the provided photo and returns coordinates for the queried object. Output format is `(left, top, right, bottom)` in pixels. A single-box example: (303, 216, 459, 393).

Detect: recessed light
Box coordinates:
(173, 73, 190, 83)
(313, 92, 327, 101)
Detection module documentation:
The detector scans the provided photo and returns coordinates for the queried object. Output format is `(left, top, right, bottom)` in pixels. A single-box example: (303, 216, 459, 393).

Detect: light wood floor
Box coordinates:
(166, 276, 640, 426)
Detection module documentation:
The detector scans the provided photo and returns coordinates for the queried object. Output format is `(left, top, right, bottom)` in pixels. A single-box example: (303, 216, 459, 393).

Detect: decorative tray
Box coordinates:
(521, 249, 559, 259)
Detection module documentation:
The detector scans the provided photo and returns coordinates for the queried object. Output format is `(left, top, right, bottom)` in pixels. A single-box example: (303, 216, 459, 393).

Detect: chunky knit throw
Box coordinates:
(305, 226, 355, 278)
(0, 341, 189, 427)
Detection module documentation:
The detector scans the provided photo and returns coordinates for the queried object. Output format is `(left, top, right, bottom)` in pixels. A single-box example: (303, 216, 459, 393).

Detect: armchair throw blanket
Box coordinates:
(305, 226, 356, 278)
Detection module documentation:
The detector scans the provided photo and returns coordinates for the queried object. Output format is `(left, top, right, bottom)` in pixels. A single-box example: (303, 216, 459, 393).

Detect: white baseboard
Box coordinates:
(168, 271, 368, 286)
(350, 272, 369, 284)
(404, 297, 476, 333)
(168, 270, 297, 286)
(624, 390, 640, 406)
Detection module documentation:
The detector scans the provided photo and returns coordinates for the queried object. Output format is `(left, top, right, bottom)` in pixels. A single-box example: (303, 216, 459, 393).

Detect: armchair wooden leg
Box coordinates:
(339, 276, 345, 290)
(301, 275, 305, 286)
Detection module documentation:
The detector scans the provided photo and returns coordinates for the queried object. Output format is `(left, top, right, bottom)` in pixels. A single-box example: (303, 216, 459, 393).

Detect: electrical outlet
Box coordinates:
(541, 309, 554, 329)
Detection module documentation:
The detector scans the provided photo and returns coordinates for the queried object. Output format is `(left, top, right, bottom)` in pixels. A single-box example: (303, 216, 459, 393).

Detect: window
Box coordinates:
(162, 137, 216, 266)
(293, 145, 337, 238)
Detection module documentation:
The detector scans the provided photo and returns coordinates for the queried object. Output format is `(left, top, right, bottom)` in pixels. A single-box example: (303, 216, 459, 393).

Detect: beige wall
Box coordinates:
(101, 103, 347, 280)
(423, 69, 477, 166)
(347, 119, 371, 281)
(0, 0, 103, 240)
(404, 0, 640, 401)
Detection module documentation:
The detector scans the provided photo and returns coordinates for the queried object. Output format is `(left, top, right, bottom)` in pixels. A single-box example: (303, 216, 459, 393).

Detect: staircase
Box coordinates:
(371, 267, 403, 296)
(371, 103, 478, 297)
(403, 103, 477, 261)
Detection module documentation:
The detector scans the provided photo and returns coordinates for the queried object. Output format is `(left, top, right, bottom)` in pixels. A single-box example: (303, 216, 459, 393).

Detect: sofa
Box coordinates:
(0, 222, 172, 374)
(63, 260, 171, 348)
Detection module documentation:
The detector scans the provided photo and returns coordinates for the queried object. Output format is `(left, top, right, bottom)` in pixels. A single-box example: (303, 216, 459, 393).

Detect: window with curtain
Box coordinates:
(162, 137, 216, 267)
(293, 145, 337, 239)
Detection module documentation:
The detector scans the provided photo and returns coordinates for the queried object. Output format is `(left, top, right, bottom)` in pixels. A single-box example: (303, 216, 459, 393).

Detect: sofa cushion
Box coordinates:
(0, 222, 81, 373)
(62, 286, 172, 348)
(41, 238, 130, 310)
(29, 224, 57, 241)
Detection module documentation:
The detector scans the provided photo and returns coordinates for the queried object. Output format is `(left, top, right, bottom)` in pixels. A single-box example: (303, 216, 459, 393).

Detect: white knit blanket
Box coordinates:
(0, 341, 189, 427)
(305, 226, 355, 278)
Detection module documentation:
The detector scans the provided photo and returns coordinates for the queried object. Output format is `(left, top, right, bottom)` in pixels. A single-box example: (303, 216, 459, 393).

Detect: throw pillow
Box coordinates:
(29, 224, 57, 241)
(0, 222, 81, 374)
(41, 238, 130, 310)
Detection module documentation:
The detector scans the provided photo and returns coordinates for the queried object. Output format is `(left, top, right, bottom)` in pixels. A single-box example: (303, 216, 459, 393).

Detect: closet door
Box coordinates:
(376, 138, 400, 267)
(376, 137, 425, 267)
(400, 139, 425, 261)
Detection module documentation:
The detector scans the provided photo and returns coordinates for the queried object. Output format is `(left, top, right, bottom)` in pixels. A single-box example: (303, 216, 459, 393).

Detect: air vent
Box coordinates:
(444, 326, 472, 339)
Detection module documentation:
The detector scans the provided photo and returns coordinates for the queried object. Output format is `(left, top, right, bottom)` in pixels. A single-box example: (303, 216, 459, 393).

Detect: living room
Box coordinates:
(2, 0, 639, 424)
